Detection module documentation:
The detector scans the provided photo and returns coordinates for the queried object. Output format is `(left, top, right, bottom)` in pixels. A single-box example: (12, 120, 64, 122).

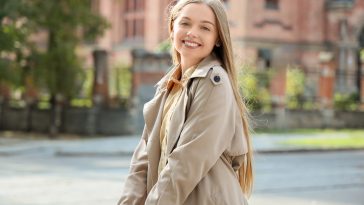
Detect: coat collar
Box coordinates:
(155, 54, 222, 89)
(190, 54, 222, 78)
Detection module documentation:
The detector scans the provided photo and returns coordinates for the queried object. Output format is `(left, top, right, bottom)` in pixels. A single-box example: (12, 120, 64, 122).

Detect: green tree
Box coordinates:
(24, 0, 109, 136)
(0, 0, 30, 95)
(26, 0, 108, 99)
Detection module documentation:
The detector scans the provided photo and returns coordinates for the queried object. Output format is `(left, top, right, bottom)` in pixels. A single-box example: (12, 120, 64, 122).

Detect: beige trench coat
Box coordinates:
(118, 55, 249, 205)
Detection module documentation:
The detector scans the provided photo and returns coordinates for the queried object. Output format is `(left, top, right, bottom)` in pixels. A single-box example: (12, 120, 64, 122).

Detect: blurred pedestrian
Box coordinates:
(118, 0, 253, 204)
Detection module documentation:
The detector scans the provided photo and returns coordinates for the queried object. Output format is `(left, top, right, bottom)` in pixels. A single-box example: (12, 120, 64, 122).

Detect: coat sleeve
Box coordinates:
(117, 126, 149, 205)
(145, 68, 237, 204)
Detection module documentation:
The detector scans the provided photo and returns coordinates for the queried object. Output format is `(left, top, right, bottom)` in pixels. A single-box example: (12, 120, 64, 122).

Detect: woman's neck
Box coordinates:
(180, 58, 200, 72)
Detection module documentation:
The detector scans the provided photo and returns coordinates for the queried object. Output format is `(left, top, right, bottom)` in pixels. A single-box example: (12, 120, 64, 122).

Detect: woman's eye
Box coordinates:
(201, 26, 210, 31)
(179, 22, 189, 26)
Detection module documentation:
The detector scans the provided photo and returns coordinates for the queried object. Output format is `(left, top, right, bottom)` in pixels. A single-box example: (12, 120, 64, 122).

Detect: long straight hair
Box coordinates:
(168, 0, 254, 197)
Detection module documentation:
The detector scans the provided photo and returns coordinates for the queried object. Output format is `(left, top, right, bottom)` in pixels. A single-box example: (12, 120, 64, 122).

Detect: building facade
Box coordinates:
(92, 0, 364, 104)
(85, 0, 172, 64)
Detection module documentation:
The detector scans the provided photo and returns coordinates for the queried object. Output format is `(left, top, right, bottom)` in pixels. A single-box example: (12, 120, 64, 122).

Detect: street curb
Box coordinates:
(256, 147, 364, 154)
(0, 147, 48, 156)
(54, 150, 134, 157)
(52, 147, 364, 157)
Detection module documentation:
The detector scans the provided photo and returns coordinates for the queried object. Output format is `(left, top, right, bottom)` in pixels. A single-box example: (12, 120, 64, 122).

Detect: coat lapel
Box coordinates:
(166, 89, 189, 155)
(143, 90, 167, 191)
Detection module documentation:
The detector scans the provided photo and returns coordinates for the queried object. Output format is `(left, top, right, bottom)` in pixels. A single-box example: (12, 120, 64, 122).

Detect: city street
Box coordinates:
(250, 151, 364, 205)
(0, 145, 363, 205)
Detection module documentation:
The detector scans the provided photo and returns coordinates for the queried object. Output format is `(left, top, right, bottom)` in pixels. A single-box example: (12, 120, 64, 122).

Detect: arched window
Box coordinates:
(265, 0, 279, 10)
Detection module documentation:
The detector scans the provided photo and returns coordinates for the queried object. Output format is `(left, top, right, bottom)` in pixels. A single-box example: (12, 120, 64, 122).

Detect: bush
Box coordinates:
(156, 39, 171, 53)
(108, 63, 132, 108)
(334, 93, 359, 111)
(238, 64, 272, 111)
(286, 66, 305, 109)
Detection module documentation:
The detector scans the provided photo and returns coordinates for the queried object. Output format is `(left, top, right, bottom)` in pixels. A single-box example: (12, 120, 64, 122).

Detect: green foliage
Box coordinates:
(282, 135, 364, 149)
(0, 0, 31, 89)
(238, 64, 272, 111)
(302, 101, 316, 110)
(0, 59, 22, 87)
(80, 68, 94, 98)
(0, 22, 27, 52)
(360, 49, 364, 61)
(68, 67, 93, 108)
(0, 0, 109, 106)
(334, 93, 359, 111)
(110, 63, 132, 99)
(33, 43, 84, 99)
(156, 39, 172, 52)
(286, 66, 305, 109)
(36, 93, 51, 109)
(70, 98, 92, 107)
(24, 0, 109, 100)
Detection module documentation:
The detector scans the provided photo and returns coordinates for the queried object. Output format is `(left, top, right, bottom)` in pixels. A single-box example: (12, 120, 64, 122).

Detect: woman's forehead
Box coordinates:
(176, 3, 216, 25)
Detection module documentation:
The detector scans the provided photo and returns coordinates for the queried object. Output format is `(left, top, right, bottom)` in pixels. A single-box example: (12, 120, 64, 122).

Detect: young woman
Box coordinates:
(118, 0, 253, 204)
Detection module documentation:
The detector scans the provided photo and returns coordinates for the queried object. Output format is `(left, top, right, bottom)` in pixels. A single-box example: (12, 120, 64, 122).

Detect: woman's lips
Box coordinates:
(182, 40, 201, 48)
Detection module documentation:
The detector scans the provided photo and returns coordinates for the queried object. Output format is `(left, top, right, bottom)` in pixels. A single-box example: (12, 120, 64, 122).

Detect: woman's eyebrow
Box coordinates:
(180, 16, 191, 21)
(201, 20, 215, 26)
(180, 16, 215, 26)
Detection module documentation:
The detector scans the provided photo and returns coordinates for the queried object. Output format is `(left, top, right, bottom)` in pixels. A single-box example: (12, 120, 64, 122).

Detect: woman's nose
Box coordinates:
(186, 28, 197, 38)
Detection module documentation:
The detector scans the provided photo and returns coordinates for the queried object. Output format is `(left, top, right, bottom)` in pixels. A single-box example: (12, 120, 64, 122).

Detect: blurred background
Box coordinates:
(0, 0, 364, 205)
(1, 0, 364, 136)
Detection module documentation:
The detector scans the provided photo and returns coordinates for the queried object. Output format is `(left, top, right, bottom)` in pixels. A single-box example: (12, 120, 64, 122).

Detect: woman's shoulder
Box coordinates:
(200, 65, 232, 92)
(208, 65, 229, 85)
(189, 65, 234, 103)
(192, 55, 230, 88)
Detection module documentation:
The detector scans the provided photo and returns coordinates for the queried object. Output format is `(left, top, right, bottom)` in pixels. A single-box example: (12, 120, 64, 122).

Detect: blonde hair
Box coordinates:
(168, 0, 254, 197)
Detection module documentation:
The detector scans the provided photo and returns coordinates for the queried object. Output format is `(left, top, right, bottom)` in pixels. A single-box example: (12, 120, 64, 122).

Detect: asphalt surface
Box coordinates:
(250, 151, 364, 205)
(0, 134, 363, 205)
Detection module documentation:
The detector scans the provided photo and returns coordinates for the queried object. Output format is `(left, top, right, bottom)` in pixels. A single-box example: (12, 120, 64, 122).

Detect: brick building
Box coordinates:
(85, 0, 172, 64)
(92, 0, 364, 106)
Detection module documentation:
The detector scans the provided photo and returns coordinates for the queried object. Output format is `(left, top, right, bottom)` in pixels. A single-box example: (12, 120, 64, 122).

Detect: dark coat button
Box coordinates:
(214, 75, 220, 83)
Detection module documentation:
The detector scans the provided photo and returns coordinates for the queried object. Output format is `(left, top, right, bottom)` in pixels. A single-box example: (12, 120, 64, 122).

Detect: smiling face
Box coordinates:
(171, 3, 219, 69)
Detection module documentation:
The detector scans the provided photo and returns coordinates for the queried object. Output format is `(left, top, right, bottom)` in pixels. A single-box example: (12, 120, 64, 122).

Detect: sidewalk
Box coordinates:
(0, 132, 362, 156)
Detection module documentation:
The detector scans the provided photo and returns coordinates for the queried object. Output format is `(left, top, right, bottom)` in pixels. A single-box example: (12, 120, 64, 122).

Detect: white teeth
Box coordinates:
(184, 41, 199, 47)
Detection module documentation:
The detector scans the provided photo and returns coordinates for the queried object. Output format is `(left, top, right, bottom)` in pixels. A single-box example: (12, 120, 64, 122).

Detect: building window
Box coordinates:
(257, 49, 272, 70)
(135, 19, 144, 38)
(124, 18, 144, 40)
(124, 19, 131, 39)
(135, 0, 145, 11)
(125, 0, 145, 12)
(327, 0, 355, 8)
(123, 0, 145, 41)
(126, 0, 134, 12)
(265, 0, 279, 10)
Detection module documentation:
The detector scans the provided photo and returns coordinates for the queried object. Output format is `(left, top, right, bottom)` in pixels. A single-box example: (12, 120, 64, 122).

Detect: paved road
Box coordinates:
(250, 151, 364, 205)
(0, 150, 363, 205)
